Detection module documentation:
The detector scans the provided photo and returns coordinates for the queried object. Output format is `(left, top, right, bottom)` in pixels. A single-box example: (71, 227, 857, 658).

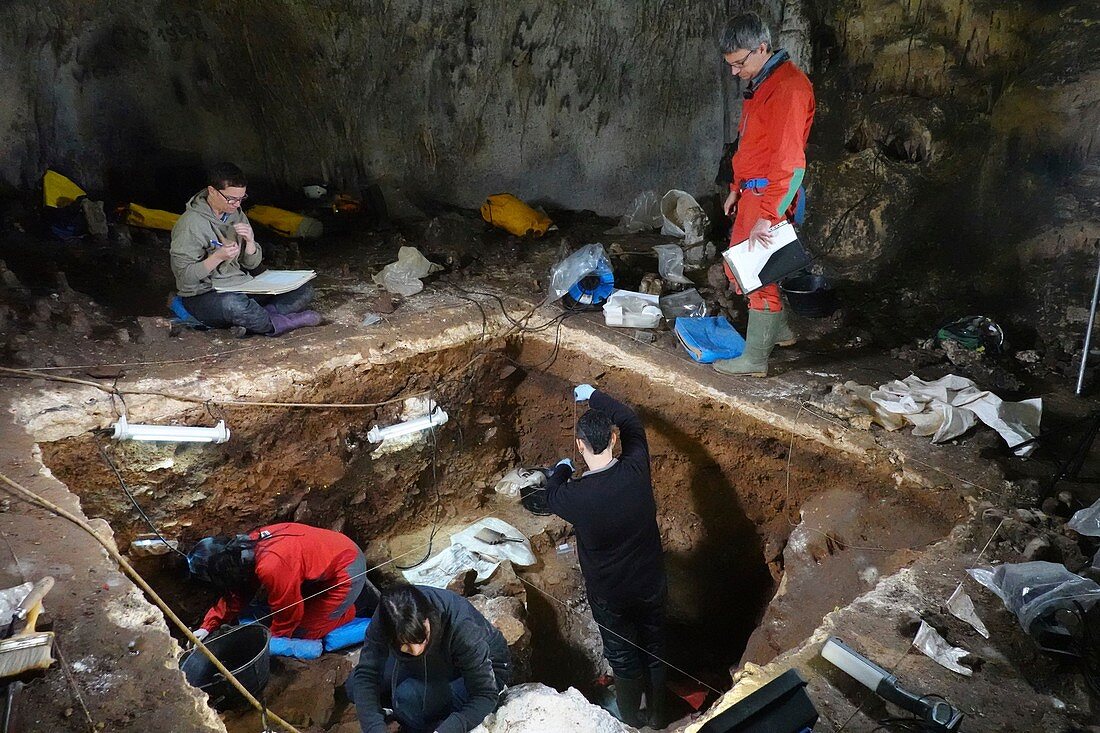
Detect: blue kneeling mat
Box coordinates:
(323, 617, 371, 652)
(169, 295, 207, 330)
(674, 316, 745, 363)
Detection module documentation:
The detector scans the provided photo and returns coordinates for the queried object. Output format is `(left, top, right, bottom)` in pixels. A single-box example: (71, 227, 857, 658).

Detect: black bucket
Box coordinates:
(780, 273, 837, 318)
(179, 625, 270, 710)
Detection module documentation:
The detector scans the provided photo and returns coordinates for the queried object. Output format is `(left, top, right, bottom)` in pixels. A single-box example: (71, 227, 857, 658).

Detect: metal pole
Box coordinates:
(1076, 242, 1100, 395)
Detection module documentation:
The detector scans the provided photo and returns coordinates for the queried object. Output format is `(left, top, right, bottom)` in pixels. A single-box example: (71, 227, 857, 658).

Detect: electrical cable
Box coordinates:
(394, 419, 443, 571)
(93, 434, 188, 560)
(0, 471, 303, 733)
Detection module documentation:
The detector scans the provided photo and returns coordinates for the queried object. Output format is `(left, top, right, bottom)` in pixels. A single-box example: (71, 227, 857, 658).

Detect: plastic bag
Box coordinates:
(480, 193, 552, 237)
(967, 561, 1100, 632)
(548, 243, 610, 302)
(494, 467, 545, 499)
(607, 190, 662, 234)
(653, 244, 692, 284)
(1067, 498, 1100, 537)
(603, 290, 662, 328)
(660, 288, 707, 321)
(660, 190, 708, 246)
(372, 246, 442, 296)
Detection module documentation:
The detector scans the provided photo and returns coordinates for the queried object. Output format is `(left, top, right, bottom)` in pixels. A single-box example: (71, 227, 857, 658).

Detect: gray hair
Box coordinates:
(719, 11, 772, 54)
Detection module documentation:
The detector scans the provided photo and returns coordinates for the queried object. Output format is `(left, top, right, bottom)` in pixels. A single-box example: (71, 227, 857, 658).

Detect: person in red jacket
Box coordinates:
(187, 522, 378, 657)
(715, 11, 815, 377)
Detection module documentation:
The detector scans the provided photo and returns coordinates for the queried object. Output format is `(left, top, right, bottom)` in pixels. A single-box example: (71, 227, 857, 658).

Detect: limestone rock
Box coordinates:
(472, 683, 630, 733)
(470, 593, 531, 682)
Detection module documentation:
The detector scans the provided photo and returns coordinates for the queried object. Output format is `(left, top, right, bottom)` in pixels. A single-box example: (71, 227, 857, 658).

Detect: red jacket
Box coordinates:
(200, 523, 361, 638)
(731, 56, 815, 225)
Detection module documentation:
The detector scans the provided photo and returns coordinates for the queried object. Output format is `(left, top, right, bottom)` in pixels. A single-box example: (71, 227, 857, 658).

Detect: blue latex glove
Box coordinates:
(323, 617, 371, 652)
(574, 384, 596, 402)
(556, 458, 574, 472)
(268, 636, 322, 660)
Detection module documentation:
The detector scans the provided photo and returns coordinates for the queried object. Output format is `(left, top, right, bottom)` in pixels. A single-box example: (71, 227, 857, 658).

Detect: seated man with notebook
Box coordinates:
(715, 12, 815, 376)
(170, 162, 321, 337)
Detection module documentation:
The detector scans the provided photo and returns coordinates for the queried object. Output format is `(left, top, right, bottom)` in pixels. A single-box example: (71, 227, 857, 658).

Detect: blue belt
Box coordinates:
(737, 177, 807, 226)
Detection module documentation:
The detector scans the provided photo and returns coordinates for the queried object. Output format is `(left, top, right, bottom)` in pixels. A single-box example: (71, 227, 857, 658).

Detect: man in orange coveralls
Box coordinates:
(714, 11, 815, 377)
(188, 522, 378, 658)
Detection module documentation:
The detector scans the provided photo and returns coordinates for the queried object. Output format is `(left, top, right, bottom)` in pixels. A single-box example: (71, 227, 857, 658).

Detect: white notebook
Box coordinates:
(214, 269, 317, 295)
(721, 221, 808, 293)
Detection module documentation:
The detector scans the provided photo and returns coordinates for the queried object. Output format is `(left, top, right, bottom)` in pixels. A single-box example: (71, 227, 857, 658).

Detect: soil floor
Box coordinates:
(1, 205, 1098, 732)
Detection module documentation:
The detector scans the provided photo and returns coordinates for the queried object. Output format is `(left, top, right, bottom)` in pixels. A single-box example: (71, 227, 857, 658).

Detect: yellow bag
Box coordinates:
(43, 170, 86, 208)
(480, 193, 552, 237)
(127, 203, 181, 231)
(247, 205, 323, 239)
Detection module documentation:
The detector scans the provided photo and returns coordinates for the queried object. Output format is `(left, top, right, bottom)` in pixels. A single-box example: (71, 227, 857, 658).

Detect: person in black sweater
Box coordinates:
(546, 384, 667, 728)
(346, 584, 512, 733)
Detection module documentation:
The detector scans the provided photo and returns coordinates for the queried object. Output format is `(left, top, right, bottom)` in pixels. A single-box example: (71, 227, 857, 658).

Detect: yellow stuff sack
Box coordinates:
(127, 204, 181, 231)
(480, 193, 552, 237)
(247, 205, 323, 239)
(43, 170, 86, 208)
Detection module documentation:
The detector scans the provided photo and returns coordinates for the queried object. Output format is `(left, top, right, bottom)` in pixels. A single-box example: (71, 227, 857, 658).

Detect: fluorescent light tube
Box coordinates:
(367, 407, 448, 443)
(112, 416, 230, 444)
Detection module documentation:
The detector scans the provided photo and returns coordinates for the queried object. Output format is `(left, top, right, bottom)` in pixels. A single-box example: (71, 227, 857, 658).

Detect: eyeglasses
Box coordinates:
(216, 189, 249, 205)
(727, 48, 759, 71)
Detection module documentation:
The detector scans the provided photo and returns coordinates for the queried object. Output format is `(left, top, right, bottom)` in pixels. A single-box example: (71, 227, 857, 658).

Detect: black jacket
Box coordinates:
(347, 586, 511, 733)
(546, 389, 665, 604)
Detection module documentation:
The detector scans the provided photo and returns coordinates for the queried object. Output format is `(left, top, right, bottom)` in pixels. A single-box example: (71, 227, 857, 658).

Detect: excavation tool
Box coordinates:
(821, 636, 963, 732)
(0, 576, 55, 680)
(1077, 241, 1100, 396)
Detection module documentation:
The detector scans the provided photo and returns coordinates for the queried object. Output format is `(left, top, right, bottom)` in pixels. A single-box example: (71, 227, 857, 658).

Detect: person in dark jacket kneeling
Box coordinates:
(347, 584, 512, 733)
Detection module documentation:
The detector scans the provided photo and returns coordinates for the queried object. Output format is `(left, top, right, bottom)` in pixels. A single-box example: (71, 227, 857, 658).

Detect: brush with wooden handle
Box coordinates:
(0, 576, 55, 680)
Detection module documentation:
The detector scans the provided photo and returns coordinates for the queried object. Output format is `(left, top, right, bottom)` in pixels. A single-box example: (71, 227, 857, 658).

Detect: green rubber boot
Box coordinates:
(775, 308, 796, 347)
(713, 308, 782, 377)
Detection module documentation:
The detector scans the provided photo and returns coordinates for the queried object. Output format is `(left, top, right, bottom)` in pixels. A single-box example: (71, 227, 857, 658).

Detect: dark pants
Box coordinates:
(381, 656, 470, 733)
(589, 584, 667, 680)
(182, 284, 314, 334)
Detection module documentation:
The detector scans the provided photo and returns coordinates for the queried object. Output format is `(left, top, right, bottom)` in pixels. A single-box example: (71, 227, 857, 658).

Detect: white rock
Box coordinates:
(473, 683, 631, 732)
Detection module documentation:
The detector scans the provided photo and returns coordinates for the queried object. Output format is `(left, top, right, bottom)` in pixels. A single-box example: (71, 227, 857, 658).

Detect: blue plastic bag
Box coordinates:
(674, 316, 745, 363)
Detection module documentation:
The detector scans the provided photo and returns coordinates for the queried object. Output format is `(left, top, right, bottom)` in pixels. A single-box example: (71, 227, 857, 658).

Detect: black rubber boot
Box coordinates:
(646, 665, 668, 729)
(614, 675, 646, 728)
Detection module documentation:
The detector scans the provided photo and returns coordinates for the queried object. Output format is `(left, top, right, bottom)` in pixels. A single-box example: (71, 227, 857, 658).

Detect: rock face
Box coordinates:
(0, 0, 737, 215)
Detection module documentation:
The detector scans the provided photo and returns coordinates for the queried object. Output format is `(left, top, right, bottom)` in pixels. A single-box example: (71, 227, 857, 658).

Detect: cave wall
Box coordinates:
(0, 0, 807, 213)
(805, 0, 1100, 349)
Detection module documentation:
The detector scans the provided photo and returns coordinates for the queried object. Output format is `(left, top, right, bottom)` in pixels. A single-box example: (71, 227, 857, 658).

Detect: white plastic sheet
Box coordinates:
(865, 374, 1041, 456)
(914, 621, 973, 677)
(1067, 498, 1100, 537)
(373, 246, 443, 296)
(401, 518, 535, 588)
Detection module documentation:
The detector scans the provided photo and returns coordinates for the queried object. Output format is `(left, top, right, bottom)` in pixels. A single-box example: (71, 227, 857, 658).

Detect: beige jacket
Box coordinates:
(170, 190, 263, 297)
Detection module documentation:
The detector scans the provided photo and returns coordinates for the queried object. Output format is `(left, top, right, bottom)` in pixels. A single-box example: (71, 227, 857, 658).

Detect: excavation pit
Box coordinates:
(36, 335, 965, 731)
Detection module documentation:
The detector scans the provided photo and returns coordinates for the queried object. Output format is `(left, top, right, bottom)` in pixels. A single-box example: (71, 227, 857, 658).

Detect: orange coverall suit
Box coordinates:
(727, 54, 815, 312)
(200, 523, 362, 639)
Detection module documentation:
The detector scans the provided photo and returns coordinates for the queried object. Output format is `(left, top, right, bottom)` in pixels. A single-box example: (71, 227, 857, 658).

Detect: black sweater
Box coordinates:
(347, 586, 511, 733)
(546, 390, 665, 604)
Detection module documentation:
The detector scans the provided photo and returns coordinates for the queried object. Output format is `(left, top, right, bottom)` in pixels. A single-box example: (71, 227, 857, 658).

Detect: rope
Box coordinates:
(0, 471, 303, 733)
